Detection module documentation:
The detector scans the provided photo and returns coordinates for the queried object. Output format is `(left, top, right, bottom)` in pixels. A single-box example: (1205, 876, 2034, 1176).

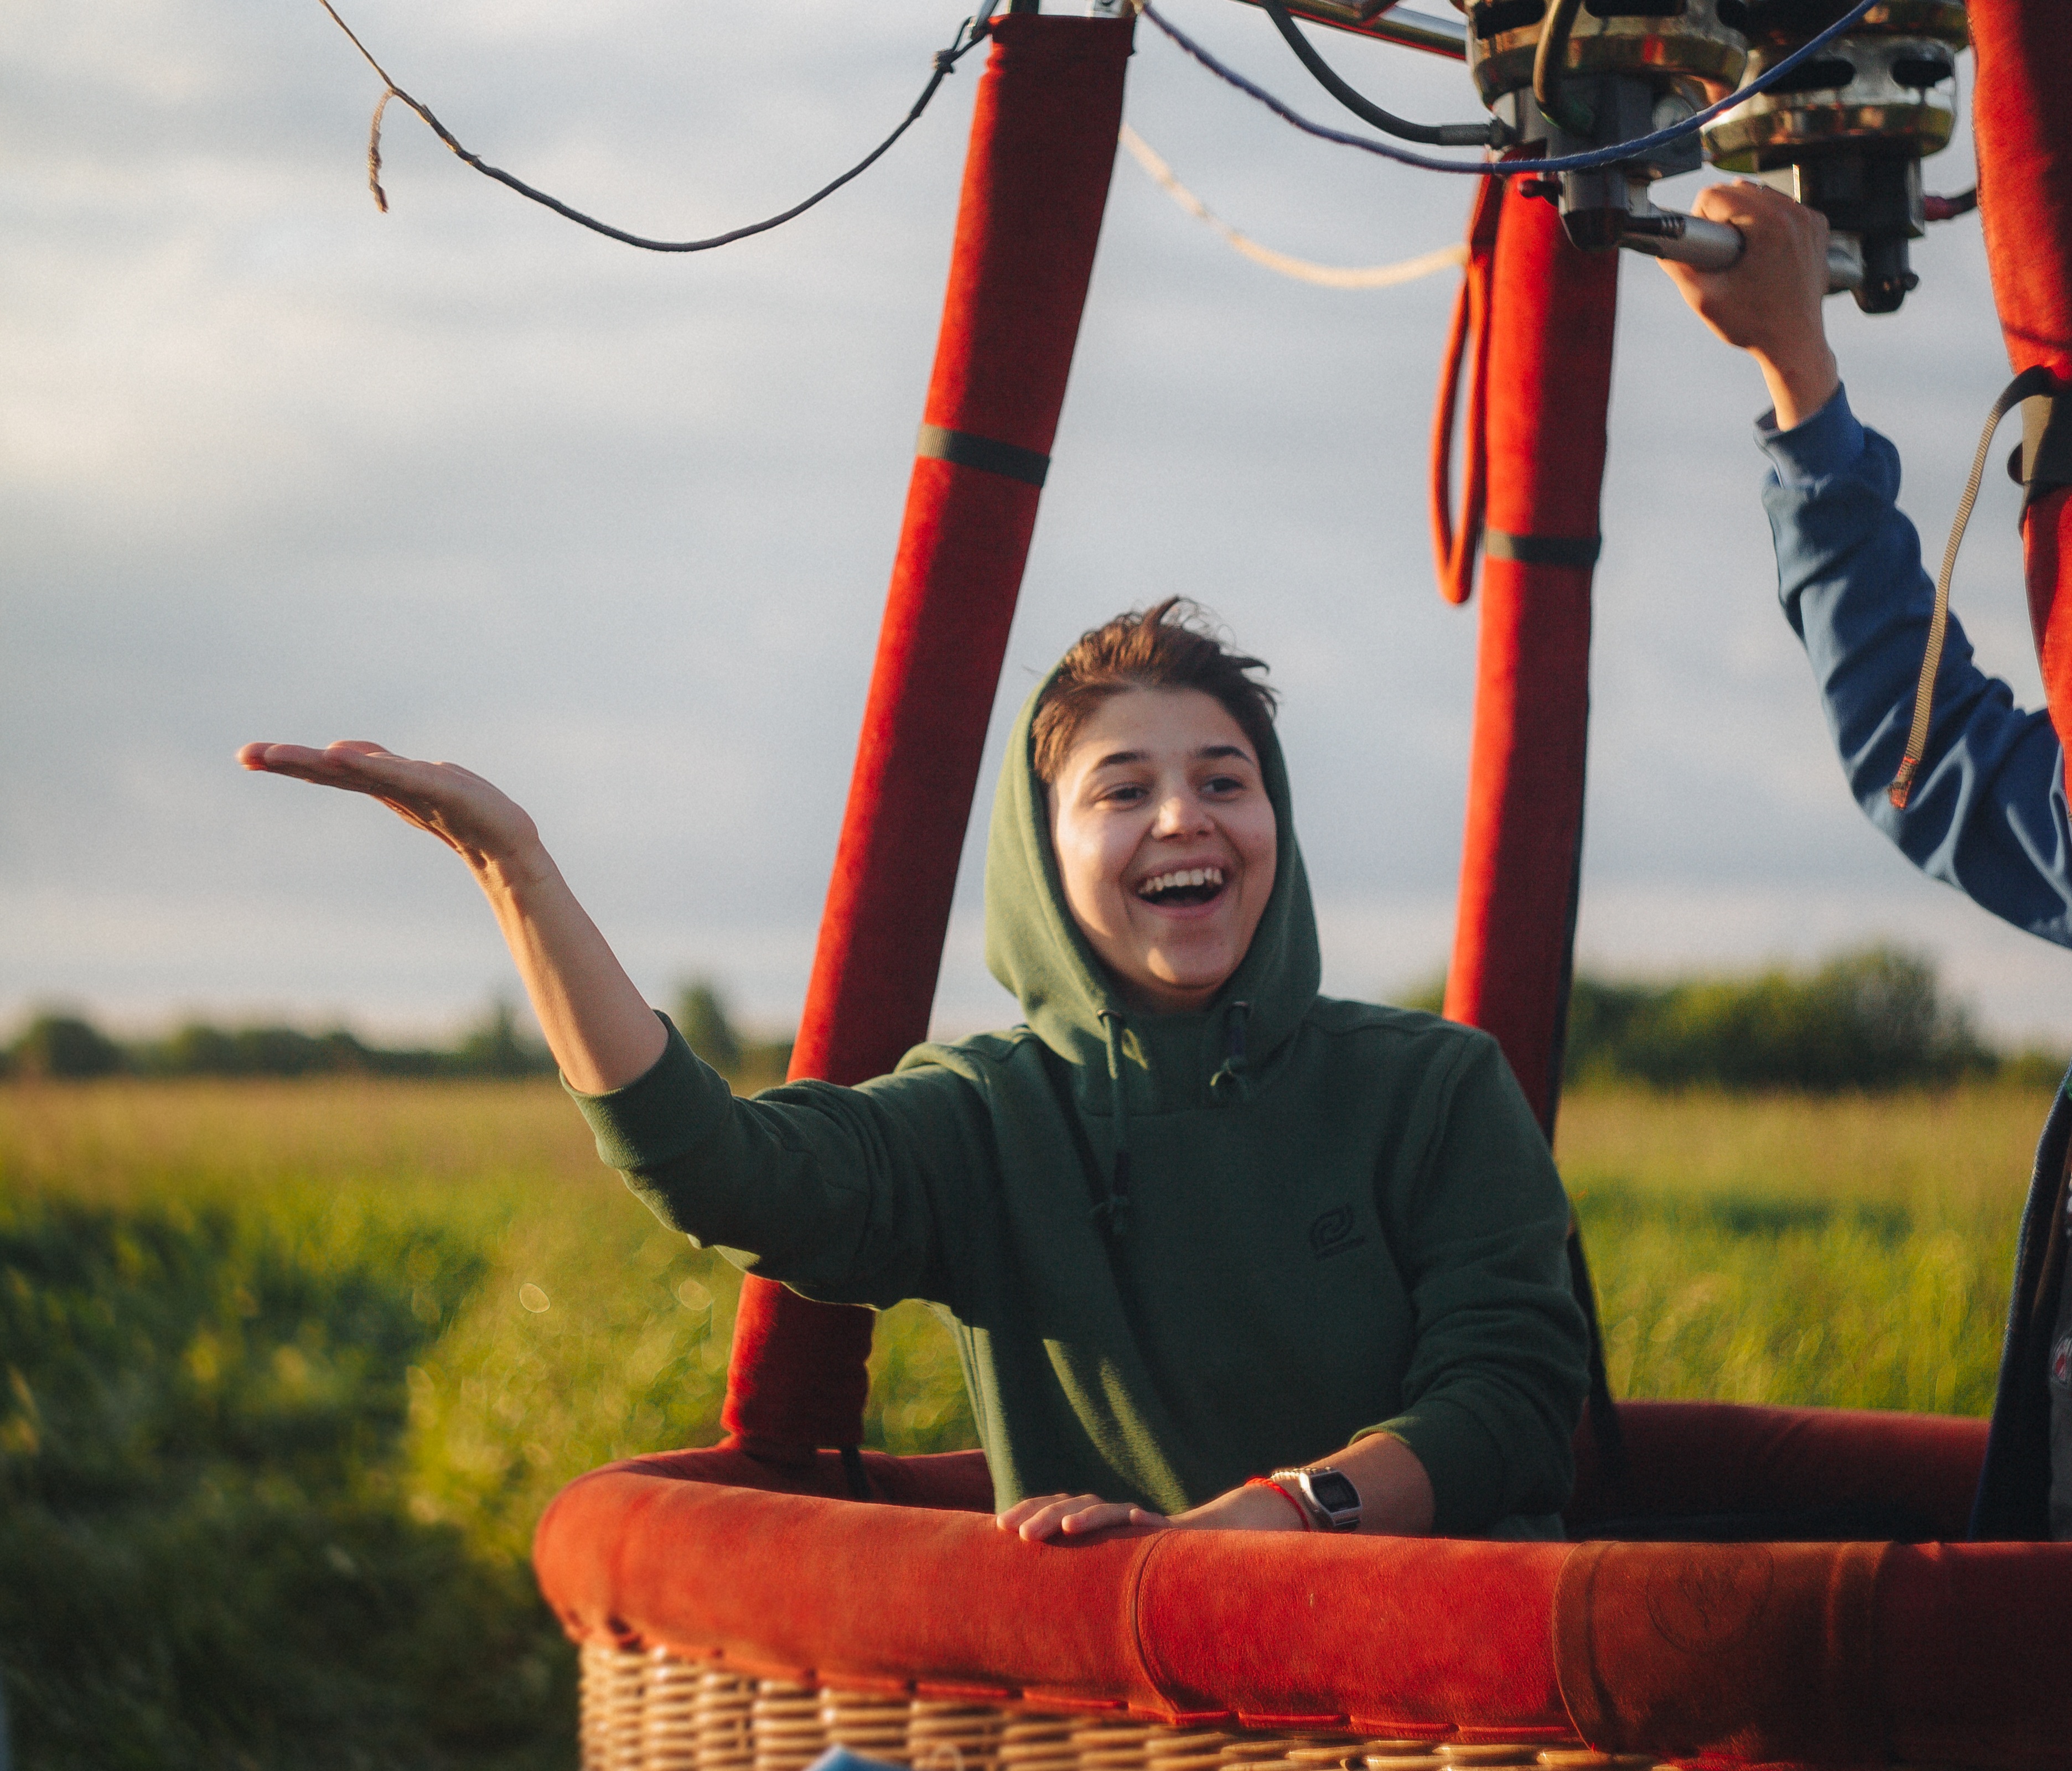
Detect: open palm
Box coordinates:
(236, 740, 540, 865)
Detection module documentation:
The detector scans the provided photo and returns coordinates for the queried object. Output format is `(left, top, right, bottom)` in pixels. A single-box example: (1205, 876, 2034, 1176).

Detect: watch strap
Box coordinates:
(1271, 1464, 1361, 1531)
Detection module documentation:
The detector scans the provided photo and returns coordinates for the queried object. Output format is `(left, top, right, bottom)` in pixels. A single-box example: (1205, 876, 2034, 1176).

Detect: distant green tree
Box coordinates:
(1618, 947, 1995, 1092)
(1395, 947, 2016, 1093)
(1558, 975, 1666, 1084)
(451, 1003, 552, 1078)
(11, 1014, 125, 1080)
(1396, 974, 1444, 1016)
(157, 1021, 240, 1075)
(226, 1026, 335, 1078)
(674, 982, 743, 1076)
(144, 1022, 359, 1078)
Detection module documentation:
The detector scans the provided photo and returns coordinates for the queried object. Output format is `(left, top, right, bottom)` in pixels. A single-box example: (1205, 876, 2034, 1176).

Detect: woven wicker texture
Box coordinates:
(576, 1647, 1685, 1771)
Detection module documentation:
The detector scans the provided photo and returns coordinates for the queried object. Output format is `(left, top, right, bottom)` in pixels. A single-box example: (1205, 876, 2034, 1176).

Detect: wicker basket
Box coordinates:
(577, 1650, 1671, 1771)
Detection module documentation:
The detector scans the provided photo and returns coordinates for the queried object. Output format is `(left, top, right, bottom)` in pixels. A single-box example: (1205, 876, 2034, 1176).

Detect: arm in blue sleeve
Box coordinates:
(1762, 385, 2072, 947)
(566, 1018, 989, 1310)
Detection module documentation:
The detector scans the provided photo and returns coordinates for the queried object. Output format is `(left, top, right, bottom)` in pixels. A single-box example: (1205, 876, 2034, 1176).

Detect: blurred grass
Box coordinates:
(1557, 1086, 2047, 1417)
(0, 1080, 969, 1770)
(0, 1076, 2053, 1767)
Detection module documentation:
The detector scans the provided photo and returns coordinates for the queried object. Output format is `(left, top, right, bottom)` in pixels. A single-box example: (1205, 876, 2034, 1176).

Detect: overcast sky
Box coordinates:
(7, 0, 2060, 1047)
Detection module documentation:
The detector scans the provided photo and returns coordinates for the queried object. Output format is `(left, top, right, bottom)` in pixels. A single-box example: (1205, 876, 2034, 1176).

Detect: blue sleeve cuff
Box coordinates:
(1755, 382, 1864, 487)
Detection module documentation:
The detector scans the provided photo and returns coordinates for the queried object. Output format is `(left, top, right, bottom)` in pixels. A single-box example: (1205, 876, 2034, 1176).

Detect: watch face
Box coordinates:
(1306, 1471, 1360, 1514)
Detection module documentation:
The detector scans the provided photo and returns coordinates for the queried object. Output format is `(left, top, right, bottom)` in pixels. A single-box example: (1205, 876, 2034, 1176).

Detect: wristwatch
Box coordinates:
(1270, 1464, 1363, 1533)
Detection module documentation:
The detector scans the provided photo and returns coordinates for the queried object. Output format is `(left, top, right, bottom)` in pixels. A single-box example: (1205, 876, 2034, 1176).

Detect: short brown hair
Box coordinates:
(1032, 598, 1278, 783)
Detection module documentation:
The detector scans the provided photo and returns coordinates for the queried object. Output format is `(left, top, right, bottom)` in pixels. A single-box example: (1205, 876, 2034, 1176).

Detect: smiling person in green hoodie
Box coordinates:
(240, 600, 1588, 1541)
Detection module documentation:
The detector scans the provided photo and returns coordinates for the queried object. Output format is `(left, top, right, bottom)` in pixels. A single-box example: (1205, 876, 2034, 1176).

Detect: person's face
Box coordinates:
(1046, 687, 1278, 1016)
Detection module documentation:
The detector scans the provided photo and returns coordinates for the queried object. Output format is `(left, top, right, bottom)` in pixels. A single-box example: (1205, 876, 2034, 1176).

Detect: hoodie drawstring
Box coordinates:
(1094, 1010, 1132, 1241)
(1209, 999, 1252, 1104)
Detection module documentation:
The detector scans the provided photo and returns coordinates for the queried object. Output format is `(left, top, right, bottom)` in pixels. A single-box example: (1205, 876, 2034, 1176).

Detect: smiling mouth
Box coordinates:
(1135, 865, 1226, 907)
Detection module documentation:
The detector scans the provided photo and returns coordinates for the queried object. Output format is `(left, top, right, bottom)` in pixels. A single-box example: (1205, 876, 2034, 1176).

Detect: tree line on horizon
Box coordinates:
(0, 986, 795, 1088)
(4, 949, 2063, 1092)
(1403, 944, 2065, 1092)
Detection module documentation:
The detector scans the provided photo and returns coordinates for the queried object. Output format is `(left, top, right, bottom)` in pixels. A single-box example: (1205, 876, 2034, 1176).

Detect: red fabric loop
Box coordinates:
(1428, 171, 1506, 607)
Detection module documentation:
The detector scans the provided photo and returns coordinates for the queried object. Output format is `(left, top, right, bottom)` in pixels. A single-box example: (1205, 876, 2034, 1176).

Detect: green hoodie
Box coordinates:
(573, 681, 1588, 1535)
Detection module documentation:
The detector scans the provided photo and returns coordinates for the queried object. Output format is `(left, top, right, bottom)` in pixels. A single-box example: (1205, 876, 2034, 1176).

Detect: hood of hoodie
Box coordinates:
(983, 669, 1322, 1113)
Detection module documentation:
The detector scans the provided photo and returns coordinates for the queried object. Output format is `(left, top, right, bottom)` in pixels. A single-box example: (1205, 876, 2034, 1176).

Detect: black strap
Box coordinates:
(1484, 527, 1602, 569)
(2007, 375, 2072, 509)
(916, 424, 1050, 487)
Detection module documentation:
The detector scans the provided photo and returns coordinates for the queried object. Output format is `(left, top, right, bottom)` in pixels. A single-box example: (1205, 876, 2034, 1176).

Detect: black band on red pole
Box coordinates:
(916, 423, 1052, 486)
(1483, 528, 1601, 569)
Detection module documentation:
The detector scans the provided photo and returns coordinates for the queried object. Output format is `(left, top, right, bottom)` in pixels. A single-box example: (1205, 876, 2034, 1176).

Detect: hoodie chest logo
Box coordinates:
(1308, 1206, 1368, 1260)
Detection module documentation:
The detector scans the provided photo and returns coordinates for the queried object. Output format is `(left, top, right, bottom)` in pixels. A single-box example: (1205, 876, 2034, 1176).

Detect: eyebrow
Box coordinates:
(1089, 743, 1255, 770)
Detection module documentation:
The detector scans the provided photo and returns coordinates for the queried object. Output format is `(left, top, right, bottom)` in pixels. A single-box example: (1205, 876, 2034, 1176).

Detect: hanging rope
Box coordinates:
(318, 0, 991, 252)
(1118, 124, 1466, 288)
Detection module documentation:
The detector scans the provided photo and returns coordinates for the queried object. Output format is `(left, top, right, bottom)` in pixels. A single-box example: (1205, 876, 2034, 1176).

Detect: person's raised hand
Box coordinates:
(995, 1492, 1166, 1544)
(237, 741, 542, 875)
(1659, 179, 1840, 431)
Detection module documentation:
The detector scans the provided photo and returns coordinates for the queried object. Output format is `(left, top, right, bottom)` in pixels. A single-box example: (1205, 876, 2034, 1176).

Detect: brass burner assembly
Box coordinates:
(1440, 0, 1969, 307)
(1461, 0, 1748, 115)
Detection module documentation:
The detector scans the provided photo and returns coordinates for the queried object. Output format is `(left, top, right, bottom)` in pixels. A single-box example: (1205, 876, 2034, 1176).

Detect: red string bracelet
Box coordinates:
(1245, 1476, 1314, 1530)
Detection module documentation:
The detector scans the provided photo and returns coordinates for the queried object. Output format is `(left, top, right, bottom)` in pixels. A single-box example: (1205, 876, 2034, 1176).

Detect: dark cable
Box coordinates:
(318, 0, 991, 253)
(1258, 0, 1503, 148)
(1139, 0, 1879, 177)
(1531, 0, 1594, 137)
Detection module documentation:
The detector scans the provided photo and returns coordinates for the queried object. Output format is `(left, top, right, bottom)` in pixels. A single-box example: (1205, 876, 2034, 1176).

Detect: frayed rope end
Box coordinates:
(367, 88, 393, 214)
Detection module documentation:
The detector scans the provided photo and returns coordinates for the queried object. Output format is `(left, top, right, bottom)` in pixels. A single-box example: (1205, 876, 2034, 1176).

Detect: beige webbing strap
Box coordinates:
(1889, 366, 2059, 809)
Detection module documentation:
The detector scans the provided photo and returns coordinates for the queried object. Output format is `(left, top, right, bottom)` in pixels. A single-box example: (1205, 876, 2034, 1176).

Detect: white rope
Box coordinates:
(1118, 122, 1467, 290)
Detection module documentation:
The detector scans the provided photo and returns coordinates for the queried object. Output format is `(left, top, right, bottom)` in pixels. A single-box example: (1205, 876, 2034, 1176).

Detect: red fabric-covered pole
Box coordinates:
(721, 15, 1135, 1462)
(1439, 189, 1620, 1134)
(1969, 1, 2072, 759)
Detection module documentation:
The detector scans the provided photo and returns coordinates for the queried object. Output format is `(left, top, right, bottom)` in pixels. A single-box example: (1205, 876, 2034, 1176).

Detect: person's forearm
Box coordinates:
(1764, 422, 2072, 943)
(472, 843, 667, 1094)
(1751, 341, 1840, 434)
(1334, 1429, 1437, 1533)
(1173, 1430, 1435, 1536)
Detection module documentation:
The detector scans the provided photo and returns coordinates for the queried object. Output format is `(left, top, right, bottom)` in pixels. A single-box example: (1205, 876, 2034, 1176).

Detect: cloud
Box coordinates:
(4, 0, 2058, 1045)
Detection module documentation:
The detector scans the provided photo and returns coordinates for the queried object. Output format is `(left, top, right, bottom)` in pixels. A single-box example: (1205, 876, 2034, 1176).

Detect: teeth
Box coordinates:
(1137, 866, 1225, 899)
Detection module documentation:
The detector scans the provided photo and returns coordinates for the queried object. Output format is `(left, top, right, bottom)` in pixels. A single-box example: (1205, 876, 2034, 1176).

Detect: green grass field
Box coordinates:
(0, 1077, 2053, 1768)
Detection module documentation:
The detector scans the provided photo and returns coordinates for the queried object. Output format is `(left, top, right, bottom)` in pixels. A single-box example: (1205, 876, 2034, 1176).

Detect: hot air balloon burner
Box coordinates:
(1454, 0, 1758, 271)
(1701, 0, 1967, 312)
